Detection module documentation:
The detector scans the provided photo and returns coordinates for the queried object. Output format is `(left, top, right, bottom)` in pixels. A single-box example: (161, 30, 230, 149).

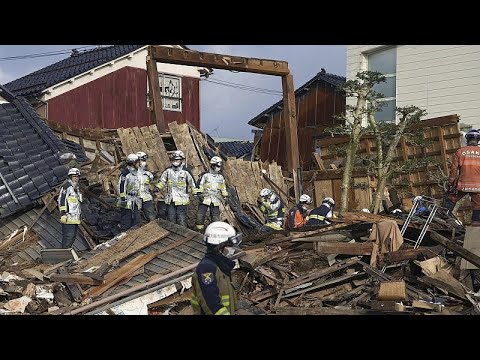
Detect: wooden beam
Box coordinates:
(430, 231, 480, 269)
(314, 241, 374, 255)
(380, 245, 444, 265)
(146, 47, 165, 132)
(50, 273, 104, 286)
(438, 126, 449, 173)
(273, 306, 373, 315)
(150, 46, 289, 76)
(282, 74, 300, 202)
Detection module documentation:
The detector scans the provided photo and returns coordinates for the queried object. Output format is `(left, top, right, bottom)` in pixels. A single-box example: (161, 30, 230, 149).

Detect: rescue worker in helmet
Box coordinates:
(156, 150, 196, 227)
(136, 151, 157, 221)
(117, 153, 142, 231)
(194, 156, 229, 232)
(191, 221, 241, 315)
(58, 168, 83, 248)
(446, 129, 480, 226)
(286, 194, 312, 230)
(257, 188, 286, 231)
(306, 197, 335, 226)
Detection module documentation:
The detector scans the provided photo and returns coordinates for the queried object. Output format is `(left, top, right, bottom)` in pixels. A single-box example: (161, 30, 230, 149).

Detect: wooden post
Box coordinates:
(146, 47, 165, 133)
(282, 73, 300, 202)
(438, 127, 448, 173)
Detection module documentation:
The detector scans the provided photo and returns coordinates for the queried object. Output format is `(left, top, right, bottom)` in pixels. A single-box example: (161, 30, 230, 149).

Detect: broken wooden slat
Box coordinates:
(50, 273, 104, 286)
(380, 245, 444, 265)
(86, 233, 197, 298)
(430, 230, 480, 269)
(74, 221, 170, 272)
(272, 306, 373, 315)
(314, 241, 374, 255)
(41, 248, 79, 264)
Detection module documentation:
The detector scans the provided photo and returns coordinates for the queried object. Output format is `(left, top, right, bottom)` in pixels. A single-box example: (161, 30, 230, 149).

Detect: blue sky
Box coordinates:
(0, 45, 346, 140)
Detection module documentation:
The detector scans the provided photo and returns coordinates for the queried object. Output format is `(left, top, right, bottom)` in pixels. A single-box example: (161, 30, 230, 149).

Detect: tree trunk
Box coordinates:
(372, 121, 409, 214)
(339, 96, 366, 215)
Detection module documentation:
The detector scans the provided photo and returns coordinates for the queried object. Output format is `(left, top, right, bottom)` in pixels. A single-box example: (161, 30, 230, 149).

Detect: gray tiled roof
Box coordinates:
(3, 45, 145, 97)
(0, 85, 68, 218)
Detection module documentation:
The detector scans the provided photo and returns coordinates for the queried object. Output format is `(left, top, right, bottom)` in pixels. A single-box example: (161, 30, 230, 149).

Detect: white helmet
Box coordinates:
(204, 221, 242, 246)
(136, 151, 148, 161)
(210, 156, 223, 167)
(68, 168, 80, 176)
(126, 153, 139, 166)
(299, 194, 312, 204)
(171, 150, 185, 161)
(322, 197, 335, 207)
(259, 188, 273, 198)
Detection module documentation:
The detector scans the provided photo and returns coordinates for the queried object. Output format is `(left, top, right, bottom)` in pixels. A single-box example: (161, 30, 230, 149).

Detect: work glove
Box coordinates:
(60, 215, 67, 224)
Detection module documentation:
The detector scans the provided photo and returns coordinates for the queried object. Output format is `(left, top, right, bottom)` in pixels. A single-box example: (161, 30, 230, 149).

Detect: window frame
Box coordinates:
(147, 72, 183, 112)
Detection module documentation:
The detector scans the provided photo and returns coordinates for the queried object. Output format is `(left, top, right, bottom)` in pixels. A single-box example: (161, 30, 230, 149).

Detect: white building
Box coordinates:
(346, 45, 480, 130)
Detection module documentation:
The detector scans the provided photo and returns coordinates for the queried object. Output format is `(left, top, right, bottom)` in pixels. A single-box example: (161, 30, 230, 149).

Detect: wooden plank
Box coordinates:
(50, 273, 104, 286)
(315, 241, 374, 255)
(283, 257, 360, 290)
(272, 306, 372, 315)
(148, 125, 171, 171)
(146, 49, 165, 132)
(86, 233, 196, 298)
(58, 268, 83, 301)
(312, 152, 325, 170)
(430, 230, 480, 270)
(460, 227, 480, 270)
(437, 127, 449, 173)
(74, 221, 170, 272)
(168, 122, 203, 178)
(150, 45, 290, 76)
(380, 245, 444, 265)
(41, 248, 79, 264)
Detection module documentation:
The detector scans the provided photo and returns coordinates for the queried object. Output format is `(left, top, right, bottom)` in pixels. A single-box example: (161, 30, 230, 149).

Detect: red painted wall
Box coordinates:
(47, 66, 200, 130)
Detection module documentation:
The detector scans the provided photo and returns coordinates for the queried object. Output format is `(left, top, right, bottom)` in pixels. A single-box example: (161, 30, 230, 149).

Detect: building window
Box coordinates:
(147, 73, 182, 112)
(367, 47, 396, 122)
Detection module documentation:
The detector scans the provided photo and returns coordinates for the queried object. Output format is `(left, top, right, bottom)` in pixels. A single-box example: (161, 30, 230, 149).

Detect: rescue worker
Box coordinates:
(286, 194, 312, 230)
(117, 153, 141, 231)
(156, 150, 195, 227)
(191, 221, 241, 315)
(136, 151, 157, 221)
(257, 188, 286, 231)
(194, 156, 228, 232)
(447, 129, 480, 226)
(58, 168, 83, 248)
(306, 197, 335, 226)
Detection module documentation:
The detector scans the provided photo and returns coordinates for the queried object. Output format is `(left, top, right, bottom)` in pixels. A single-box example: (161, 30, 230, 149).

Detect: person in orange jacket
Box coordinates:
(447, 129, 480, 226)
(286, 194, 312, 230)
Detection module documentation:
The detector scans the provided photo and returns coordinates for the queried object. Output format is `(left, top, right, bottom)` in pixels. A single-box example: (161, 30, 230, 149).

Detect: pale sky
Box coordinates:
(0, 45, 346, 140)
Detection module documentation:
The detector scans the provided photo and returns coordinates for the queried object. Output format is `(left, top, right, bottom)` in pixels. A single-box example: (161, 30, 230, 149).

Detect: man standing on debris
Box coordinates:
(257, 188, 286, 231)
(194, 156, 229, 232)
(156, 150, 196, 228)
(136, 151, 157, 221)
(286, 194, 312, 230)
(306, 196, 335, 226)
(191, 221, 241, 315)
(58, 168, 83, 248)
(447, 129, 480, 226)
(117, 153, 142, 231)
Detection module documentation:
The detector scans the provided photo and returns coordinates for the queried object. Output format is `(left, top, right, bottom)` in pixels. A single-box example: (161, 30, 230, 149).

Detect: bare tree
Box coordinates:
(367, 106, 428, 213)
(332, 71, 386, 214)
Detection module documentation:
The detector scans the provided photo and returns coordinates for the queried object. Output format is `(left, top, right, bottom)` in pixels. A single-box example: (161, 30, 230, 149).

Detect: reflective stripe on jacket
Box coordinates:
(137, 168, 154, 202)
(259, 196, 285, 229)
(58, 180, 82, 224)
(449, 146, 480, 192)
(191, 257, 237, 315)
(194, 171, 228, 206)
(156, 167, 196, 205)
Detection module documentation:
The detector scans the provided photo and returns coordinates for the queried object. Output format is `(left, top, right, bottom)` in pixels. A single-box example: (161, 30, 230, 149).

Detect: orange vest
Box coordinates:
(449, 146, 480, 192)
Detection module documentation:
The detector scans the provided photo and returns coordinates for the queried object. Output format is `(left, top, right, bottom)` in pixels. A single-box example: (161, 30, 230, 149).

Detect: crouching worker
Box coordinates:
(286, 194, 312, 230)
(306, 197, 335, 226)
(58, 168, 83, 248)
(191, 222, 241, 315)
(257, 188, 286, 232)
(194, 156, 228, 232)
